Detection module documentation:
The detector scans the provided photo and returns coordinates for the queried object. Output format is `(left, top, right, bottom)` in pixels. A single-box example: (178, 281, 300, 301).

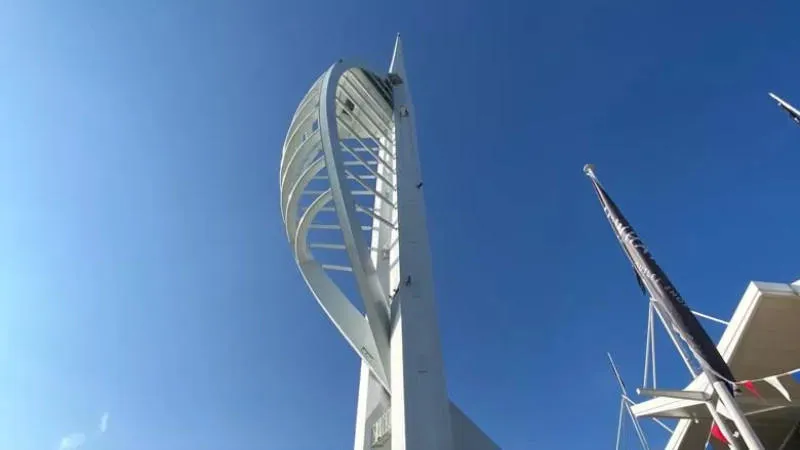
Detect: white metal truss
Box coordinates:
(610, 302, 735, 449)
(281, 61, 398, 392)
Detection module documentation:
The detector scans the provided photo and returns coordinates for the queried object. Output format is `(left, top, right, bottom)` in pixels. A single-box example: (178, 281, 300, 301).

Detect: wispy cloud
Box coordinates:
(59, 412, 109, 450)
(99, 412, 109, 433)
(59, 433, 86, 450)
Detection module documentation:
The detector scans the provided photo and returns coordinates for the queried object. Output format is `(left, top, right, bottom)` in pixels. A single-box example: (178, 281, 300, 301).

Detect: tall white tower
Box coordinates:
(279, 36, 499, 450)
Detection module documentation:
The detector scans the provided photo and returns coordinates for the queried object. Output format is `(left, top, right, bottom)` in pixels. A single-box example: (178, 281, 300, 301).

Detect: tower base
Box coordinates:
(354, 361, 499, 450)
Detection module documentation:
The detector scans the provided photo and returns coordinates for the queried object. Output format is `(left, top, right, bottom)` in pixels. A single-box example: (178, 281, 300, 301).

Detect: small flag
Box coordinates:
(742, 380, 762, 398)
(710, 422, 730, 445)
(765, 376, 791, 401)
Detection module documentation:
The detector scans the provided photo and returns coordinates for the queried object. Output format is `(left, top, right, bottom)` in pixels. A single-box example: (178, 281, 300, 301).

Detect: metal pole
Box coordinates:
(650, 304, 657, 388)
(608, 353, 650, 450)
(651, 418, 674, 434)
(714, 380, 765, 450)
(643, 302, 652, 388)
(704, 400, 741, 450)
(651, 302, 743, 449)
(651, 303, 697, 376)
(624, 399, 651, 450)
(616, 398, 625, 450)
(691, 310, 729, 326)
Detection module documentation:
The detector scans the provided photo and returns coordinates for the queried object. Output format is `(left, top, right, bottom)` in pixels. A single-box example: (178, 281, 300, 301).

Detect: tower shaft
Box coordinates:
(355, 36, 454, 450)
(386, 35, 453, 450)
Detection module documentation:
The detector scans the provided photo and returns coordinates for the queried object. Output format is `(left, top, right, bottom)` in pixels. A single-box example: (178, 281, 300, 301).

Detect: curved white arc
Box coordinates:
(280, 133, 321, 223)
(284, 156, 326, 239)
(294, 189, 390, 389)
(280, 76, 322, 176)
(319, 62, 392, 378)
(280, 124, 320, 191)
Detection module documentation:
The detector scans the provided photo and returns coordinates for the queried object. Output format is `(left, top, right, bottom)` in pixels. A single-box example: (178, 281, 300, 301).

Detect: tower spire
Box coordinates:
(389, 33, 406, 77)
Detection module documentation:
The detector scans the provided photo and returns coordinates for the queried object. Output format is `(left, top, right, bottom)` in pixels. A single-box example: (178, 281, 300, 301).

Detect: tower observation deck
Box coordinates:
(279, 36, 499, 450)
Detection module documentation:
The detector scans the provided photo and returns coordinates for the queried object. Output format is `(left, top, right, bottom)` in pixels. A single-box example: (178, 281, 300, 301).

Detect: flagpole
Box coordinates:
(584, 165, 765, 450)
(641, 226, 763, 450)
(650, 300, 741, 449)
(715, 379, 765, 450)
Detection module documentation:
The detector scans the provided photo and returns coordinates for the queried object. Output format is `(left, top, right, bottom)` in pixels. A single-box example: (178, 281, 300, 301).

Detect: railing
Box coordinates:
(370, 407, 391, 448)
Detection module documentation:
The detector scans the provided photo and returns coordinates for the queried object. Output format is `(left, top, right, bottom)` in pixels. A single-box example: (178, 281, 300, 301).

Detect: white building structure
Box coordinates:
(625, 280, 800, 449)
(279, 36, 499, 450)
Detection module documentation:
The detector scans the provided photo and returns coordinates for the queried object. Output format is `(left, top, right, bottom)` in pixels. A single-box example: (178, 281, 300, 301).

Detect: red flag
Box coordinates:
(742, 380, 762, 398)
(710, 422, 729, 444)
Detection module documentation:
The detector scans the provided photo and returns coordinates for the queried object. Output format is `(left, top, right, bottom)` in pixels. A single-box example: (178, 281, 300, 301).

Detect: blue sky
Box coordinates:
(2, 1, 800, 449)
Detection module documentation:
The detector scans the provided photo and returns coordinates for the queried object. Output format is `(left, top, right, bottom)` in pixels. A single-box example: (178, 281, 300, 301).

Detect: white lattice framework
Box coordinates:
(280, 55, 399, 394)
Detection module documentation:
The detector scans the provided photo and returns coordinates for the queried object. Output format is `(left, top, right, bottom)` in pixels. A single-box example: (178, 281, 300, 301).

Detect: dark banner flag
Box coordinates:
(583, 164, 736, 387)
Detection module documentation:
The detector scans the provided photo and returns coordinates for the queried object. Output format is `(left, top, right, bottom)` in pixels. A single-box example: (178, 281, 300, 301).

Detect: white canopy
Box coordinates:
(632, 281, 800, 449)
